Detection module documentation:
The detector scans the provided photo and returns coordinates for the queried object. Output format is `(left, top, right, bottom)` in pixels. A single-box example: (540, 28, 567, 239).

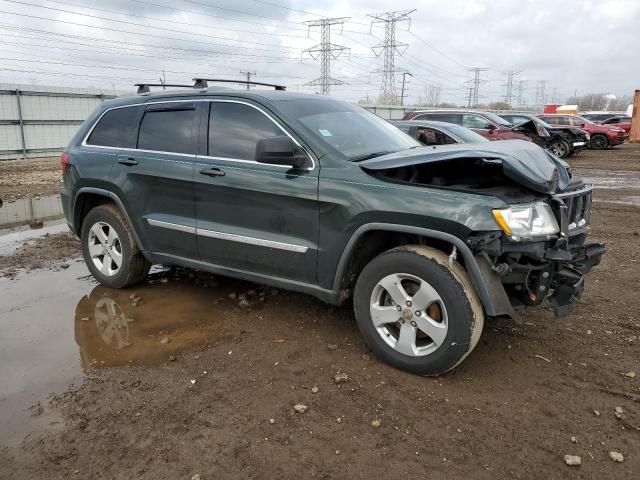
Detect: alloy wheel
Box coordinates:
(369, 273, 448, 357)
(88, 221, 123, 277)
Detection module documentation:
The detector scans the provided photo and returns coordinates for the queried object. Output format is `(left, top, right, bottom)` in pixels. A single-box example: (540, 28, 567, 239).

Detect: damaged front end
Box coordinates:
(359, 140, 605, 318)
(468, 183, 604, 317)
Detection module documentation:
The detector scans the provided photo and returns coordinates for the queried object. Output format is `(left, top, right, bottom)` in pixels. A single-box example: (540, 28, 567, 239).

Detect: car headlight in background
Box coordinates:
(492, 202, 560, 240)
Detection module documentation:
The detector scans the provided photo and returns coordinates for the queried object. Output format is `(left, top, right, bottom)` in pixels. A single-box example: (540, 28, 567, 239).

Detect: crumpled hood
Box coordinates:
(359, 139, 571, 194)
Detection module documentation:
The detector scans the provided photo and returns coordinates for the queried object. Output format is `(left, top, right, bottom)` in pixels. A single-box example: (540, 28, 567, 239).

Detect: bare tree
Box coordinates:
(565, 93, 632, 111)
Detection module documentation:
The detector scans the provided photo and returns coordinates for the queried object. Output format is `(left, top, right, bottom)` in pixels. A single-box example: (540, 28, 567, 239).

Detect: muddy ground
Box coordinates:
(0, 146, 639, 479)
(0, 157, 61, 203)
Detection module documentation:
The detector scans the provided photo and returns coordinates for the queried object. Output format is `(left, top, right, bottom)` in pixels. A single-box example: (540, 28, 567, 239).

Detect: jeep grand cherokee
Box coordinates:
(61, 85, 604, 375)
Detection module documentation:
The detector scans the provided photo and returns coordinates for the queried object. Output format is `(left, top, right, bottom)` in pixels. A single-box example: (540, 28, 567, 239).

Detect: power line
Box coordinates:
(368, 9, 415, 105)
(303, 17, 350, 95)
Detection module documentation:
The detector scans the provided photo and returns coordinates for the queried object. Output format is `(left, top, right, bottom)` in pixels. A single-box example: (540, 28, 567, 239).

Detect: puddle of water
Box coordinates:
(594, 195, 640, 207)
(0, 263, 240, 446)
(576, 169, 640, 190)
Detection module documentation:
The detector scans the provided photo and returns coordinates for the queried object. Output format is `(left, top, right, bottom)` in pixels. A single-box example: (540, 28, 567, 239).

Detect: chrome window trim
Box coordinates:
(81, 98, 315, 171)
(146, 218, 308, 253)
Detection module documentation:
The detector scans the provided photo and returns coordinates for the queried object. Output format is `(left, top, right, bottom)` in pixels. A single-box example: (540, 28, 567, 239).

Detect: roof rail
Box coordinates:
(135, 83, 194, 94)
(192, 78, 286, 91)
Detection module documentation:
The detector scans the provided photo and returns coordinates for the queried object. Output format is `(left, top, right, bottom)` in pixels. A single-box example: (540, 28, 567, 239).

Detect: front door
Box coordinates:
(194, 100, 319, 284)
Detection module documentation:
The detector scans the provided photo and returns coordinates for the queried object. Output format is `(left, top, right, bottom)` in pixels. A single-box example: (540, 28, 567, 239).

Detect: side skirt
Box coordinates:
(144, 252, 341, 305)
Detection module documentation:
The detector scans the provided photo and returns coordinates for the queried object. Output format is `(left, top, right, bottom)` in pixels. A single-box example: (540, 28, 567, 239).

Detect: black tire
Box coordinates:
(590, 134, 608, 150)
(549, 139, 570, 158)
(81, 204, 151, 288)
(353, 246, 484, 376)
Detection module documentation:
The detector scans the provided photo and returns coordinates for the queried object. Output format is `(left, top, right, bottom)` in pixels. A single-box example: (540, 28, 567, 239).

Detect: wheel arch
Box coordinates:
(73, 187, 145, 251)
(332, 223, 504, 317)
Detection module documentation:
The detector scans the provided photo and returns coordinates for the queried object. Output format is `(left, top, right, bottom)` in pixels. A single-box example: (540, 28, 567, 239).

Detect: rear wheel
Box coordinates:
(353, 246, 484, 375)
(549, 139, 570, 158)
(81, 204, 151, 288)
(590, 134, 608, 150)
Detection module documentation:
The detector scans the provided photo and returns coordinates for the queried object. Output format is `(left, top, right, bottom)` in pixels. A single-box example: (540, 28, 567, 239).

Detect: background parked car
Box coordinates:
(499, 113, 590, 158)
(599, 116, 632, 134)
(537, 113, 628, 150)
(582, 112, 625, 122)
(392, 120, 488, 145)
(401, 110, 532, 142)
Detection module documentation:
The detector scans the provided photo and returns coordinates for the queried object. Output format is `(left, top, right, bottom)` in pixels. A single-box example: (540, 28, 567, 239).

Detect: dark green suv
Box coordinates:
(61, 85, 604, 375)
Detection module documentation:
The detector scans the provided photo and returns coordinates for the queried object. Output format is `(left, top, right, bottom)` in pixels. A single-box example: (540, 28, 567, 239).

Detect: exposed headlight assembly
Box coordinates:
(492, 202, 559, 241)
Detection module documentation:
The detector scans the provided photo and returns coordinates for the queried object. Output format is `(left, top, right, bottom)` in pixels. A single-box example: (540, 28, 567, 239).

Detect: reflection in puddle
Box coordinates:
(74, 276, 236, 369)
(0, 263, 251, 446)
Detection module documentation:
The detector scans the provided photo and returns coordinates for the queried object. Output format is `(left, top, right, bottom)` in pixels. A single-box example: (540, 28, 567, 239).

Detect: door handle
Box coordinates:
(118, 157, 138, 166)
(199, 167, 225, 177)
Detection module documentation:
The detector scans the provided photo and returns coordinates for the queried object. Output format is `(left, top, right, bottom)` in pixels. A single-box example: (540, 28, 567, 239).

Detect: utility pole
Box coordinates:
(159, 70, 166, 89)
(502, 70, 521, 107)
(466, 87, 473, 108)
(303, 17, 350, 96)
(368, 10, 415, 105)
(400, 72, 412, 106)
(466, 67, 488, 107)
(240, 70, 256, 90)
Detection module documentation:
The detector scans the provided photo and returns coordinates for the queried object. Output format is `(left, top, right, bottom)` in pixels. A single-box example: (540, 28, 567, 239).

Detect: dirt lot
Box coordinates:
(0, 146, 639, 479)
(0, 156, 61, 202)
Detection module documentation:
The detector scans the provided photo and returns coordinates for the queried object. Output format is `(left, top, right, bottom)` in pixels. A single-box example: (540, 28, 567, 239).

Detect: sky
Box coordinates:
(0, 0, 637, 106)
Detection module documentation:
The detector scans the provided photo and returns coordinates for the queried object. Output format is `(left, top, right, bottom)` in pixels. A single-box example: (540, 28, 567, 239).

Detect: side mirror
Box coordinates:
(255, 136, 310, 169)
(486, 123, 497, 131)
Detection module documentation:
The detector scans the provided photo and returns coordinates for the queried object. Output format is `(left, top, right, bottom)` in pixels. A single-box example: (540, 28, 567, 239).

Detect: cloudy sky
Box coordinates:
(0, 0, 637, 105)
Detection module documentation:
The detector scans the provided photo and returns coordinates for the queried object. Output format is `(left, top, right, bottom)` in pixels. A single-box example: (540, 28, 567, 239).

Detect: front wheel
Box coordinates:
(590, 134, 609, 150)
(549, 139, 570, 158)
(353, 246, 484, 375)
(81, 204, 151, 288)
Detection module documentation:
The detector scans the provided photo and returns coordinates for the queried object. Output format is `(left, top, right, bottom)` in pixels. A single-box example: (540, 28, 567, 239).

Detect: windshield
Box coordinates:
(533, 117, 554, 129)
(445, 124, 489, 143)
(275, 99, 419, 160)
(483, 112, 513, 127)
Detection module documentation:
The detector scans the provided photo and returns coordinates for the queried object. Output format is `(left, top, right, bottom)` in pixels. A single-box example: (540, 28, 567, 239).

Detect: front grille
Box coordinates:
(553, 185, 593, 233)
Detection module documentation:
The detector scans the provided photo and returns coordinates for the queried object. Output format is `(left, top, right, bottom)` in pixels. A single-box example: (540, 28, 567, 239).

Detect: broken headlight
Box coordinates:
(492, 202, 559, 241)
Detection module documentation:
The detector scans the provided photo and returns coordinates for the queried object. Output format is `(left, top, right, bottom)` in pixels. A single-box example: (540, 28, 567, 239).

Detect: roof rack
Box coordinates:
(192, 78, 286, 91)
(135, 83, 195, 94)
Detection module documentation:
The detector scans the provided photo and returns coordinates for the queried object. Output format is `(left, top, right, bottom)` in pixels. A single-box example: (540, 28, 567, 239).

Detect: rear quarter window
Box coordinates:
(86, 106, 143, 148)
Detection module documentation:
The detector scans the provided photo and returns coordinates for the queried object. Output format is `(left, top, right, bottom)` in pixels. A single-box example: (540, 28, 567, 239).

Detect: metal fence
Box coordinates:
(0, 83, 126, 160)
(0, 83, 542, 160)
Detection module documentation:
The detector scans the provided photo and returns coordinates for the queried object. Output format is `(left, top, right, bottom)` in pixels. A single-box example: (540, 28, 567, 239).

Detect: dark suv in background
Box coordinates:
(538, 114, 628, 149)
(499, 113, 590, 158)
(61, 83, 604, 375)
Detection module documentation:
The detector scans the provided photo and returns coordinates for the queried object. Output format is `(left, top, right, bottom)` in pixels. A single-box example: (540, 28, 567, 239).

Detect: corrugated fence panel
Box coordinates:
(0, 94, 19, 120)
(0, 124, 22, 151)
(23, 124, 79, 150)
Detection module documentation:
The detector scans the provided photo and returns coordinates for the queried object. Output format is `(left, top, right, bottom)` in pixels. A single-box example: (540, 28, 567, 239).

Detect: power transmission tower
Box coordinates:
(535, 80, 547, 109)
(239, 70, 256, 90)
(502, 70, 521, 107)
(368, 10, 415, 105)
(303, 17, 350, 96)
(516, 79, 526, 109)
(466, 67, 488, 107)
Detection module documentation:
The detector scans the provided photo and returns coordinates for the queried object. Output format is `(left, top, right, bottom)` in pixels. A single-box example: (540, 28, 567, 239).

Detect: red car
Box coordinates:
(402, 110, 532, 142)
(600, 116, 632, 134)
(538, 114, 628, 150)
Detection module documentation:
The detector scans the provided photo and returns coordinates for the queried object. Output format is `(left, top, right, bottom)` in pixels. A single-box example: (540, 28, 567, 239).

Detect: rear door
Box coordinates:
(194, 100, 319, 283)
(109, 101, 201, 259)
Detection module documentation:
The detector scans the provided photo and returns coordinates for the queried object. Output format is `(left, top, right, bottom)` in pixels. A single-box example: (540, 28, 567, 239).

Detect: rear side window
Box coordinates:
(209, 102, 284, 160)
(137, 104, 197, 155)
(87, 106, 143, 148)
(416, 113, 460, 124)
(462, 114, 493, 129)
